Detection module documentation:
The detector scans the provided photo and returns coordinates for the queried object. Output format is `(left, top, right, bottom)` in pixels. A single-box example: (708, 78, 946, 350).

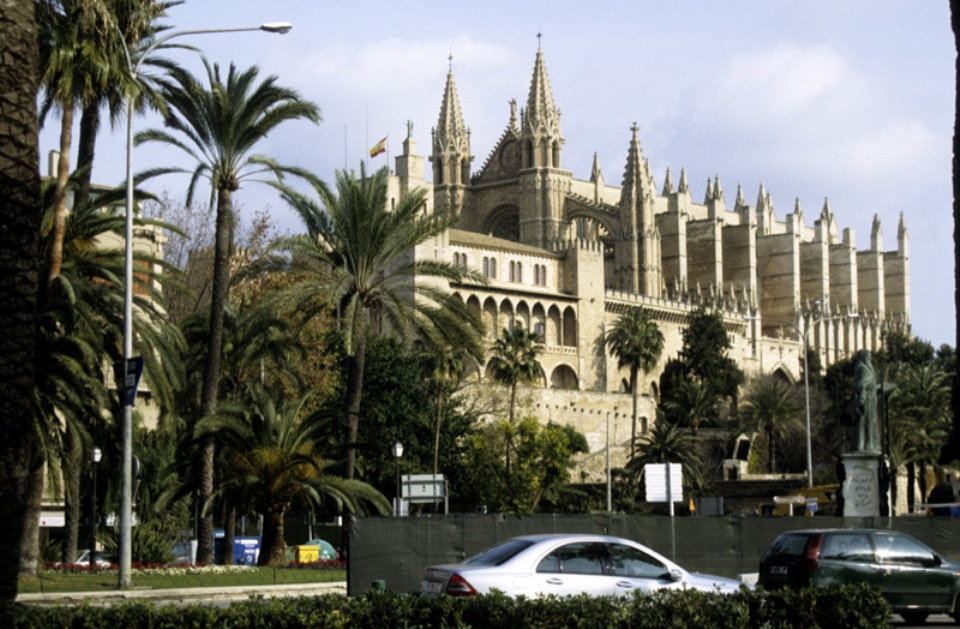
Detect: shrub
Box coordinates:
(11, 583, 891, 628)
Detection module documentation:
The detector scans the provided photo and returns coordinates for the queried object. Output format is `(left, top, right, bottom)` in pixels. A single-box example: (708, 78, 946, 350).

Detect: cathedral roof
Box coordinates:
(449, 229, 559, 257)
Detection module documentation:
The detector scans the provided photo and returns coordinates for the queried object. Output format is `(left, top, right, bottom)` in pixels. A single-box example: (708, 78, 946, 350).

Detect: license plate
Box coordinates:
(769, 565, 788, 575)
(423, 580, 444, 594)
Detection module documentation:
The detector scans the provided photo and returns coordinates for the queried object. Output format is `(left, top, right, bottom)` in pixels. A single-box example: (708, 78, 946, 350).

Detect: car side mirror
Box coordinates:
(669, 569, 683, 582)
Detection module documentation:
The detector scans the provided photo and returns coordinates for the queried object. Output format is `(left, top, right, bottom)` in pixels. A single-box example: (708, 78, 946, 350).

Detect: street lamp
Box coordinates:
(393, 442, 404, 517)
(744, 307, 858, 487)
(116, 20, 291, 589)
(90, 447, 102, 567)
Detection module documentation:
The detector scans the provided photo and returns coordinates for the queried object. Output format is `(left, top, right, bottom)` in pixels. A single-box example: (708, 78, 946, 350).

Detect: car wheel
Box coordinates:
(900, 610, 928, 625)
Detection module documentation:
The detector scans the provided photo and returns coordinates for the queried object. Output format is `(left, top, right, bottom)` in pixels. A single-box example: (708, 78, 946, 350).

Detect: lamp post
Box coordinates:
(393, 442, 404, 517)
(744, 308, 858, 487)
(90, 447, 102, 567)
(116, 20, 291, 589)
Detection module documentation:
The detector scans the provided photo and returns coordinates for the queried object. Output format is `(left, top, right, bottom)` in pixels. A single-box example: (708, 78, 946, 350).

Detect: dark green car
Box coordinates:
(759, 528, 960, 625)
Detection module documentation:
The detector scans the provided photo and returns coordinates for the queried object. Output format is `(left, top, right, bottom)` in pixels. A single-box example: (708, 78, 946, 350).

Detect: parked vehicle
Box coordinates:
(759, 528, 960, 624)
(925, 481, 960, 517)
(74, 550, 111, 567)
(421, 534, 747, 598)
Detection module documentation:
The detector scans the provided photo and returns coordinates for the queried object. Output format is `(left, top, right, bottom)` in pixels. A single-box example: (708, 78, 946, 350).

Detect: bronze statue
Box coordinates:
(852, 349, 880, 452)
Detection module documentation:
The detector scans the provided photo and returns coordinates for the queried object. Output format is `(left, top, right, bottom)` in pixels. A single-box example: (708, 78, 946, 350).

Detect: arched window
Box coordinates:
(489, 257, 497, 279)
(516, 262, 522, 283)
(509, 261, 515, 282)
(482, 257, 489, 277)
(534, 265, 540, 285)
(534, 322, 545, 343)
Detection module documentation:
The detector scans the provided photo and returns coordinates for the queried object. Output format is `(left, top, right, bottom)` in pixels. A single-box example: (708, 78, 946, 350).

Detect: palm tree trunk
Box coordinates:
(630, 368, 639, 460)
(223, 501, 236, 566)
(0, 0, 42, 603)
(433, 388, 443, 476)
(258, 507, 287, 566)
(907, 461, 916, 512)
(344, 332, 367, 480)
(47, 104, 73, 292)
(197, 187, 234, 564)
(74, 100, 100, 208)
(61, 429, 81, 564)
(767, 429, 776, 474)
(18, 452, 44, 578)
(946, 0, 960, 467)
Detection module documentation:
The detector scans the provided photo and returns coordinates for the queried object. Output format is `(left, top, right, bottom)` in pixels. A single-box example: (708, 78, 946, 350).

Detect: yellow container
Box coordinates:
(295, 545, 319, 563)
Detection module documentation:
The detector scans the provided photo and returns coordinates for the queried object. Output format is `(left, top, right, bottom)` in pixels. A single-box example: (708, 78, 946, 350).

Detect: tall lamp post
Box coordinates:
(90, 447, 102, 567)
(116, 20, 291, 589)
(745, 307, 858, 487)
(393, 442, 404, 517)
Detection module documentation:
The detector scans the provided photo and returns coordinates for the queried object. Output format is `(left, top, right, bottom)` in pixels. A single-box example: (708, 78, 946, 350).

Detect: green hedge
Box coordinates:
(10, 584, 891, 628)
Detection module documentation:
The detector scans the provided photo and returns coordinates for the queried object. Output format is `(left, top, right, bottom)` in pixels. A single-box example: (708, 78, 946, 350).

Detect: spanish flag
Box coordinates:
(369, 136, 387, 158)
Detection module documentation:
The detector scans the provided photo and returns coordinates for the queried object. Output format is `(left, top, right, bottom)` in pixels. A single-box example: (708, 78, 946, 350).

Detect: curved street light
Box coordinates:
(744, 306, 858, 488)
(116, 20, 291, 589)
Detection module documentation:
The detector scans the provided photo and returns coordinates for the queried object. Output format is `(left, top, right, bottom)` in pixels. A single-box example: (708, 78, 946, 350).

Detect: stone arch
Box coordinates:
(498, 299, 515, 332)
(562, 306, 577, 347)
(550, 364, 579, 390)
(515, 301, 531, 330)
(481, 204, 520, 242)
(531, 303, 547, 342)
(482, 297, 498, 338)
(547, 305, 562, 346)
(770, 366, 795, 384)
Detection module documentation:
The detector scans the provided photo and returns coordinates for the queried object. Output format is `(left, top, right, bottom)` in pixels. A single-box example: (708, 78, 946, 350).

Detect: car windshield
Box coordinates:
(465, 539, 536, 566)
(768, 533, 812, 557)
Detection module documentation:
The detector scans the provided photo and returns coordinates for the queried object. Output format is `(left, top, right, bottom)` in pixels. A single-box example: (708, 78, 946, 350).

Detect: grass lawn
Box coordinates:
(20, 566, 347, 594)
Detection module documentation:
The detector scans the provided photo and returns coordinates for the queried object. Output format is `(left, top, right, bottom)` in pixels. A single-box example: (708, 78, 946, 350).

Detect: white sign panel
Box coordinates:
(644, 463, 683, 503)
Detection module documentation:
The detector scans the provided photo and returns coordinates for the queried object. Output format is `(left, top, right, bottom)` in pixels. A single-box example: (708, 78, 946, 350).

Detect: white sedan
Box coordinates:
(421, 534, 748, 598)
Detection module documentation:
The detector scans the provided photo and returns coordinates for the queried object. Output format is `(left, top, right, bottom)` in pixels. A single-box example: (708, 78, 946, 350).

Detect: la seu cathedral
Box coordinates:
(383, 47, 910, 478)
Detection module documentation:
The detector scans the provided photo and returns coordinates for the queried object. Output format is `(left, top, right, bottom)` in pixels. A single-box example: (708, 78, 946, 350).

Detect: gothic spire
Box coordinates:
(662, 167, 674, 195)
(524, 49, 560, 135)
(435, 67, 468, 153)
(620, 123, 653, 207)
(590, 152, 603, 184)
(678, 167, 690, 194)
(704, 177, 714, 204)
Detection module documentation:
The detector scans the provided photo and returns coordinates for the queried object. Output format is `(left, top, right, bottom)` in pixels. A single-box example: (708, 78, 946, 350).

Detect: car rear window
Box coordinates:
(465, 539, 536, 566)
(767, 533, 812, 557)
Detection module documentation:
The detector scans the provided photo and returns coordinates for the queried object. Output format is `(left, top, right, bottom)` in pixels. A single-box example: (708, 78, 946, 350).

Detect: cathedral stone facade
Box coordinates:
(387, 49, 910, 480)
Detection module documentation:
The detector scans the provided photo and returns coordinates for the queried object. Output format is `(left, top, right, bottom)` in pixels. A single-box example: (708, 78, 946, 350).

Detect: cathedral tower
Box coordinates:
(614, 124, 661, 296)
(517, 47, 570, 247)
(431, 63, 472, 215)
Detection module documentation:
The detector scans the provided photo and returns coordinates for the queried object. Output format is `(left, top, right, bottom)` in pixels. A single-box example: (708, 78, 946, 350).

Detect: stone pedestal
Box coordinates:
(840, 452, 887, 517)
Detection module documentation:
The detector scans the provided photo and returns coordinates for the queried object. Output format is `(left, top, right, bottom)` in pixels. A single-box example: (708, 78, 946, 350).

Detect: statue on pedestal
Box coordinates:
(852, 349, 881, 453)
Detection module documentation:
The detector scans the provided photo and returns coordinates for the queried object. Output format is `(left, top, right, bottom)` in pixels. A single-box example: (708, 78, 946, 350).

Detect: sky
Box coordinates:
(40, 1, 957, 348)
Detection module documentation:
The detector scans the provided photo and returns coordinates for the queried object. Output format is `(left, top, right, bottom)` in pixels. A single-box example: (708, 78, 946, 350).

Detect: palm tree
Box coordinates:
(416, 342, 465, 476)
(137, 60, 320, 563)
(663, 378, 718, 436)
(889, 363, 952, 511)
(605, 306, 664, 458)
(739, 375, 803, 474)
(627, 421, 703, 491)
(28, 181, 184, 572)
(488, 326, 544, 426)
(195, 386, 390, 565)
(38, 1, 171, 210)
(487, 326, 543, 476)
(0, 1, 41, 601)
(270, 164, 485, 480)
